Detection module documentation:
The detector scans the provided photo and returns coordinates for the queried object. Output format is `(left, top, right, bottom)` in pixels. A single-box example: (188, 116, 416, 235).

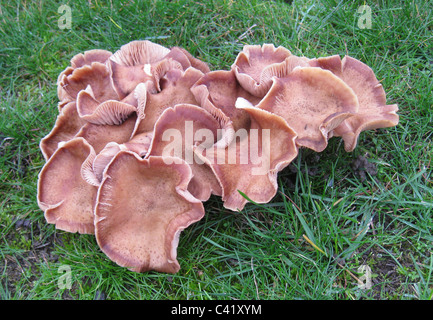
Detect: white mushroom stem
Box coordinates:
(213, 123, 235, 149)
(143, 64, 152, 76)
(235, 96, 255, 109)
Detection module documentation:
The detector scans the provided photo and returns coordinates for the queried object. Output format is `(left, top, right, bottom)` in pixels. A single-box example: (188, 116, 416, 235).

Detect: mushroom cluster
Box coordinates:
(37, 41, 399, 273)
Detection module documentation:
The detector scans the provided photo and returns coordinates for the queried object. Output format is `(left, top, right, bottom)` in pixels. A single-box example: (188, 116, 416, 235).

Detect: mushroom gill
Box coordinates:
(108, 40, 171, 99)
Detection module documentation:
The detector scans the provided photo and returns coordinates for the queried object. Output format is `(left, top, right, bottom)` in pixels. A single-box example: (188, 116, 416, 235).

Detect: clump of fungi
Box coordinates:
(37, 41, 399, 273)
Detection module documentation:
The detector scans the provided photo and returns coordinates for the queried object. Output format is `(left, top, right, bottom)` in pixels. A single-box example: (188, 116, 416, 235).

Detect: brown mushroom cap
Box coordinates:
(40, 101, 86, 160)
(191, 69, 265, 150)
(57, 66, 74, 105)
(75, 113, 137, 154)
(146, 104, 222, 201)
(58, 62, 119, 103)
(255, 67, 359, 152)
(166, 46, 211, 74)
(37, 137, 97, 234)
(123, 131, 153, 157)
(195, 103, 298, 211)
(108, 60, 153, 100)
(94, 152, 204, 273)
(231, 43, 293, 97)
(81, 131, 154, 187)
(132, 67, 203, 136)
(312, 55, 399, 151)
(76, 85, 137, 125)
(56, 49, 113, 105)
(70, 49, 112, 69)
(191, 70, 261, 132)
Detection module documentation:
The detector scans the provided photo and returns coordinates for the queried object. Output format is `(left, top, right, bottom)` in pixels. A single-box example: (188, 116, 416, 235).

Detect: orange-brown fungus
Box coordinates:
(37, 41, 398, 273)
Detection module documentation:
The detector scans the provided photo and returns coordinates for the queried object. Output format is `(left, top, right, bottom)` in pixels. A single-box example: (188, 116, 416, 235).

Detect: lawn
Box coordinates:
(0, 0, 432, 300)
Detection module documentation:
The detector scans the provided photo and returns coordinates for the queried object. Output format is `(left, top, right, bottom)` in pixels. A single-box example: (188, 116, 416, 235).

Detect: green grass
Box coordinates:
(1, 0, 432, 300)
